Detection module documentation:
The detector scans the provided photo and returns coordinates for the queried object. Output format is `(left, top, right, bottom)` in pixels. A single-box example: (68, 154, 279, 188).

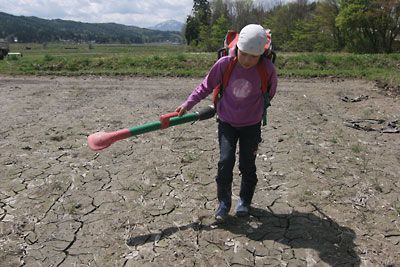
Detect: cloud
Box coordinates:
(0, 0, 193, 27)
(0, 0, 295, 28)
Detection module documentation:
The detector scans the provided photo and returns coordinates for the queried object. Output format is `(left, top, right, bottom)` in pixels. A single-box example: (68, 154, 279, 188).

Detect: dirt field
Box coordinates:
(1, 75, 399, 266)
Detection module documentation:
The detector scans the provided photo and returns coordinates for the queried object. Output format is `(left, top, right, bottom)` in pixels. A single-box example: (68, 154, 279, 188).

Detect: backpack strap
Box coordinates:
(225, 31, 239, 49)
(223, 57, 238, 88)
(212, 57, 237, 107)
(256, 60, 268, 94)
(256, 59, 271, 126)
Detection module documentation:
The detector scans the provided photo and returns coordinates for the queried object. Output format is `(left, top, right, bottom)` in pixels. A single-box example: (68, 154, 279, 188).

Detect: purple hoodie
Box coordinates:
(182, 56, 278, 127)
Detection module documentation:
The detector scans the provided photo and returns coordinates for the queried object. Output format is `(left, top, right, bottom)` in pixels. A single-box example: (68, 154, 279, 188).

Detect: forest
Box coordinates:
(185, 0, 400, 53)
(0, 12, 183, 44)
(1, 0, 399, 53)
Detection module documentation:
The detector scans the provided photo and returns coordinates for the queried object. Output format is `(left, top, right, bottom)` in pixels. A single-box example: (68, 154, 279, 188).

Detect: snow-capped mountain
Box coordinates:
(149, 20, 184, 32)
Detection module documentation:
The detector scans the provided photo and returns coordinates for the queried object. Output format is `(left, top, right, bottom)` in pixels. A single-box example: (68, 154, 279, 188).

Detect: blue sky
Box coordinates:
(0, 0, 291, 28)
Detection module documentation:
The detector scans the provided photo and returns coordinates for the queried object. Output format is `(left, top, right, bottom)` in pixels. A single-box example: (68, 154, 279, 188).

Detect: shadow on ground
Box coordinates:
(127, 206, 360, 266)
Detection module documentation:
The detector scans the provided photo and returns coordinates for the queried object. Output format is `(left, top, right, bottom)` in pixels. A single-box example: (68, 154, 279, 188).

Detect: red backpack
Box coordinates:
(213, 29, 275, 126)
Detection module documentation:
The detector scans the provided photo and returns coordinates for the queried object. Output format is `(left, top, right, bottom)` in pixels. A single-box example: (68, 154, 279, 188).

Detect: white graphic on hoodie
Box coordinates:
(231, 79, 252, 99)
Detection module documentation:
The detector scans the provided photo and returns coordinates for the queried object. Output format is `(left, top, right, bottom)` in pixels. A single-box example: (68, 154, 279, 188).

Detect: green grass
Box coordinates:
(1, 43, 399, 87)
(351, 144, 363, 154)
(276, 52, 400, 86)
(1, 43, 215, 77)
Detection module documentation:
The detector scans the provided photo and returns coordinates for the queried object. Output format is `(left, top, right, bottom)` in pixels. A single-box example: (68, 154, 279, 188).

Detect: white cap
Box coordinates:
(237, 24, 267, 56)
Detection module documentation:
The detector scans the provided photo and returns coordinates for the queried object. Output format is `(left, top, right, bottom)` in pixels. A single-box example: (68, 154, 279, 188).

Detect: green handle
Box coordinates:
(128, 113, 199, 136)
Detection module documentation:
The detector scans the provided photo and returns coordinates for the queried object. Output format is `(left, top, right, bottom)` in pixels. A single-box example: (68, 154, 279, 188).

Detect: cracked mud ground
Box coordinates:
(1, 76, 399, 266)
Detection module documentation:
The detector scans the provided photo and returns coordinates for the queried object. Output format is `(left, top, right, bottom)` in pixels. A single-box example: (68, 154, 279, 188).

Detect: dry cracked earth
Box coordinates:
(0, 76, 399, 266)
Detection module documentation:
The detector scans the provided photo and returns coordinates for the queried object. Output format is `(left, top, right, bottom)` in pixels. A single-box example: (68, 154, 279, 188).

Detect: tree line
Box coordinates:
(0, 12, 183, 44)
(184, 0, 400, 53)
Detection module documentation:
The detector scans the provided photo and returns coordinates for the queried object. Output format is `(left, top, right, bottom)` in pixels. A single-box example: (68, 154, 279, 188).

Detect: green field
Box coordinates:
(1, 43, 400, 87)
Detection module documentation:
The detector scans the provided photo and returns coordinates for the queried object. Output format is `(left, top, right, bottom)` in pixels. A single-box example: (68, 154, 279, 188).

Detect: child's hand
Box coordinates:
(175, 105, 187, 116)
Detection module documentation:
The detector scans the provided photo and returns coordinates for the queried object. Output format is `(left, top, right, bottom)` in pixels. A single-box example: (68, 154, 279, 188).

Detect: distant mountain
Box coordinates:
(149, 20, 184, 32)
(0, 12, 184, 44)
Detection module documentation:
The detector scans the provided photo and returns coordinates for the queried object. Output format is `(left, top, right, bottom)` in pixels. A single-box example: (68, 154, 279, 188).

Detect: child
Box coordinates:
(175, 24, 278, 222)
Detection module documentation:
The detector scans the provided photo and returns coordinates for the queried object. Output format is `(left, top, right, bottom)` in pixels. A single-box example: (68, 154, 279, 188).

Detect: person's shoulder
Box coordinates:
(261, 57, 276, 71)
(213, 55, 235, 70)
(216, 55, 233, 65)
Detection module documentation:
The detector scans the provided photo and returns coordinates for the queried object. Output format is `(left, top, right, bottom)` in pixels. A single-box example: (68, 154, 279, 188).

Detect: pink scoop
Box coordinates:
(87, 129, 131, 151)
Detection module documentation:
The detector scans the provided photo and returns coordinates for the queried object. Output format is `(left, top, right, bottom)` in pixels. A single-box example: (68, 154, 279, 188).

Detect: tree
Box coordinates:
(185, 0, 211, 46)
(314, 0, 344, 51)
(210, 0, 229, 25)
(289, 18, 326, 52)
(193, 0, 212, 25)
(185, 15, 200, 45)
(227, 0, 267, 31)
(336, 0, 400, 53)
(263, 0, 316, 51)
(371, 0, 400, 53)
(288, 0, 343, 52)
(210, 15, 230, 50)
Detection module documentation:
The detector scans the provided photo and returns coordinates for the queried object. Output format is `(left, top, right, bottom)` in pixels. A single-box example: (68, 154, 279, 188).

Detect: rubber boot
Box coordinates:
(236, 183, 256, 217)
(215, 184, 232, 223)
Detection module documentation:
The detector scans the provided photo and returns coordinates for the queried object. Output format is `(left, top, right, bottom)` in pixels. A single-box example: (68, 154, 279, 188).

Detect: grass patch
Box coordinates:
(1, 43, 214, 77)
(1, 43, 399, 87)
(330, 136, 338, 144)
(276, 52, 400, 86)
(351, 144, 363, 154)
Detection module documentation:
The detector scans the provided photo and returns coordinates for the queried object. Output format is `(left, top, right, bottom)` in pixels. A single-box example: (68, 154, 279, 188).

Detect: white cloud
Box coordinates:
(0, 0, 193, 28)
(0, 0, 297, 28)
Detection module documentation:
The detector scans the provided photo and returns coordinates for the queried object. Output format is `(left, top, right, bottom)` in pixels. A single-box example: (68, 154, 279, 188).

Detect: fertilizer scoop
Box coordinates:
(87, 105, 216, 151)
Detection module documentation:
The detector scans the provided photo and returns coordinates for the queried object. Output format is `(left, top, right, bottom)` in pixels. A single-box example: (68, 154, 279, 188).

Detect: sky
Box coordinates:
(0, 0, 193, 28)
(0, 0, 291, 28)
